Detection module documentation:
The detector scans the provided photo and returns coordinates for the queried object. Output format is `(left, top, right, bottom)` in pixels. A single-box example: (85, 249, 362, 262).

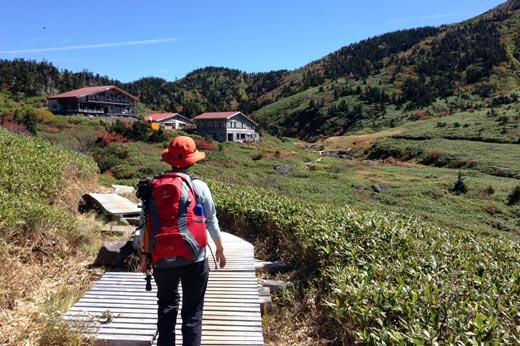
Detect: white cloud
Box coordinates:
(0, 38, 177, 54)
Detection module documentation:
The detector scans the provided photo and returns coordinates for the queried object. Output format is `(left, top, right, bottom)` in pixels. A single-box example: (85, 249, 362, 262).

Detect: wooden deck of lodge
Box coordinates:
(65, 232, 264, 345)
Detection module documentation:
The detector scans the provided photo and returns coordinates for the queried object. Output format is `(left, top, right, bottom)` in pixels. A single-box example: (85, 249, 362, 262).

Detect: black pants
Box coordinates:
(153, 259, 209, 346)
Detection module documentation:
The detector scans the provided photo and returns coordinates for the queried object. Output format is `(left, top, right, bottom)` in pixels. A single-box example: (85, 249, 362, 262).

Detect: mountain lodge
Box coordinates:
(48, 85, 138, 116)
(144, 113, 195, 130)
(193, 111, 259, 142)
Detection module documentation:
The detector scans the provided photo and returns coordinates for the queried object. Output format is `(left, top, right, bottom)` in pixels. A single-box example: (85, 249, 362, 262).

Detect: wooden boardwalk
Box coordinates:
(82, 193, 141, 219)
(65, 232, 264, 346)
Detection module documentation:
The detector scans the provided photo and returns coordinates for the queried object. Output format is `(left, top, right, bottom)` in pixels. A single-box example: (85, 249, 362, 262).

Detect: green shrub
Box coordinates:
(251, 152, 263, 161)
(96, 154, 122, 173)
(0, 128, 98, 248)
(450, 171, 468, 194)
(210, 180, 520, 345)
(112, 164, 138, 180)
(507, 185, 520, 205)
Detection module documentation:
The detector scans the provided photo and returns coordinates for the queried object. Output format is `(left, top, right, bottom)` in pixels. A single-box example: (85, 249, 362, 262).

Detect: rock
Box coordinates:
(258, 279, 291, 293)
(101, 225, 135, 237)
(93, 240, 136, 268)
(275, 164, 291, 175)
(255, 260, 292, 273)
(372, 184, 382, 193)
(112, 184, 135, 195)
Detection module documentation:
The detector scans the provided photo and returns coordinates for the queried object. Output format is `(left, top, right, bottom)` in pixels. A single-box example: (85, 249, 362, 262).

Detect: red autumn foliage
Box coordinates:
(194, 138, 216, 151)
(97, 131, 129, 144)
(426, 150, 444, 160)
(410, 110, 433, 121)
(1, 113, 30, 134)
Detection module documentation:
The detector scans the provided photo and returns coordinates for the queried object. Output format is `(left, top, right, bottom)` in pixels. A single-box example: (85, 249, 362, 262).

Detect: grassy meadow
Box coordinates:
(1, 110, 519, 344)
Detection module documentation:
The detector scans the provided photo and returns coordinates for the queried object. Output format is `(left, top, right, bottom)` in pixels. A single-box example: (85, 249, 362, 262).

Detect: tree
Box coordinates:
(130, 121, 150, 141)
(450, 171, 468, 195)
(23, 113, 37, 134)
(507, 185, 520, 205)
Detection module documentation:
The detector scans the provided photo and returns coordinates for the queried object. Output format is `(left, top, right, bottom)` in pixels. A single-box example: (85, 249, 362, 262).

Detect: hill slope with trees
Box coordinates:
(2, 1, 520, 141)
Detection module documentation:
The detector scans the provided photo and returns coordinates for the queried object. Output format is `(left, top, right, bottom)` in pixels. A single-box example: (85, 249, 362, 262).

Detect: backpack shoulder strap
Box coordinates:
(166, 172, 201, 201)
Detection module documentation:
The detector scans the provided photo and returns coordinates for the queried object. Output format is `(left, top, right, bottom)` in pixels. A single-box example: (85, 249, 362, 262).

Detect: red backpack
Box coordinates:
(143, 172, 208, 264)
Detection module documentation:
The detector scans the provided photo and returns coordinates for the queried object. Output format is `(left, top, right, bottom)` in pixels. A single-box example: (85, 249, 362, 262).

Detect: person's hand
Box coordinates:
(215, 249, 226, 268)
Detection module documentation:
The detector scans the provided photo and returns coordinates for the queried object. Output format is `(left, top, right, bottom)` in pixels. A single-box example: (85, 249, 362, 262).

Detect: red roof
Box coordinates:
(145, 113, 179, 122)
(193, 111, 257, 126)
(193, 112, 240, 120)
(144, 113, 194, 124)
(48, 85, 138, 100)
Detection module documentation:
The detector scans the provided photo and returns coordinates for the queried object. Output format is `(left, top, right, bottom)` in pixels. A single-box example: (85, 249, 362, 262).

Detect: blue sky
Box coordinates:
(0, 0, 506, 83)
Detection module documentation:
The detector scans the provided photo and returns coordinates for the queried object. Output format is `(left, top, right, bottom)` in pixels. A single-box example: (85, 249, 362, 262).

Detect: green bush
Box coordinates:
(0, 128, 98, 246)
(112, 164, 138, 180)
(210, 180, 520, 345)
(450, 171, 468, 194)
(97, 154, 122, 173)
(507, 185, 520, 205)
(92, 143, 130, 173)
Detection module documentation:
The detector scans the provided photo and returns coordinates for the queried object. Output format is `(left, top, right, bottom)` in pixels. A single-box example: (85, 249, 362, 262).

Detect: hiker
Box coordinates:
(141, 136, 226, 346)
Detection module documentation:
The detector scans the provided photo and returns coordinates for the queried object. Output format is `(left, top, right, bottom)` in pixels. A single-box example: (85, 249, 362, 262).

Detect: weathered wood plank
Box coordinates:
(83, 293, 260, 303)
(83, 193, 141, 217)
(66, 310, 262, 321)
(65, 232, 264, 345)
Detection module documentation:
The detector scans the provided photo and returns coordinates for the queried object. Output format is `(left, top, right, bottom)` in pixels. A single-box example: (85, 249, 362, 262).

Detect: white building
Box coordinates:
(193, 112, 259, 142)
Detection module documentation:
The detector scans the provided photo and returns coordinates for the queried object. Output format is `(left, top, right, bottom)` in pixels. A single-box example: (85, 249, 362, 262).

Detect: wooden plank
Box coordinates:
(66, 310, 262, 321)
(84, 193, 141, 216)
(65, 232, 264, 345)
(73, 302, 261, 312)
(70, 305, 261, 314)
(83, 293, 260, 302)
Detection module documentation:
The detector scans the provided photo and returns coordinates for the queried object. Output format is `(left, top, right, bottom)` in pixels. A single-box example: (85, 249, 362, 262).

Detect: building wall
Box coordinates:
(48, 99, 62, 112)
(150, 115, 195, 130)
(195, 114, 259, 142)
(49, 89, 135, 115)
(196, 119, 227, 141)
(82, 90, 135, 115)
(159, 119, 194, 130)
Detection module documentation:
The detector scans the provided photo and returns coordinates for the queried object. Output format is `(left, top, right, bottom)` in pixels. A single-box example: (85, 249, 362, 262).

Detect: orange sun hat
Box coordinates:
(161, 136, 206, 168)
